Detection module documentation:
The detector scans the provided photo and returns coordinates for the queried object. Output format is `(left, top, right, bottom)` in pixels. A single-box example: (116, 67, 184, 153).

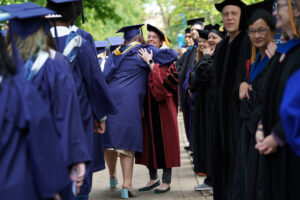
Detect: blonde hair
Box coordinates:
(8, 27, 49, 61)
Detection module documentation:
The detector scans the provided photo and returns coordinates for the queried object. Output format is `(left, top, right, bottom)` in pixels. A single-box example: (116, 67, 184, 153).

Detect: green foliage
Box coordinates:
(152, 0, 265, 47)
(78, 0, 146, 41)
(0, 0, 269, 45)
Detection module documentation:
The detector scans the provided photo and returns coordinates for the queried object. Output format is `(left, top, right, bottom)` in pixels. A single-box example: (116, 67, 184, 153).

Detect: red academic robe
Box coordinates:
(136, 63, 181, 169)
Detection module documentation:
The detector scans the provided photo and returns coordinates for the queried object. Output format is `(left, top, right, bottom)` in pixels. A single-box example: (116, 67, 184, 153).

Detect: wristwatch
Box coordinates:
(147, 59, 153, 65)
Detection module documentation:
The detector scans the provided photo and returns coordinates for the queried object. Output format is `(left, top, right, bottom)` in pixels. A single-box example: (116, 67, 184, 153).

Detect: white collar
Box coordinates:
(50, 26, 70, 38)
(70, 25, 79, 32)
(49, 49, 56, 59)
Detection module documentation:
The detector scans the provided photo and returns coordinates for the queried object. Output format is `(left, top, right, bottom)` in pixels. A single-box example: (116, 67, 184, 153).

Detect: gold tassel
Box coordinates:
(164, 35, 170, 46)
(219, 26, 224, 32)
(251, 45, 256, 65)
(288, 0, 298, 37)
(114, 48, 121, 56)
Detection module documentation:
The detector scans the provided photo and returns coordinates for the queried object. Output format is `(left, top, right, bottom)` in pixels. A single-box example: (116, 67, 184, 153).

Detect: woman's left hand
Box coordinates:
(138, 48, 153, 63)
(255, 135, 279, 155)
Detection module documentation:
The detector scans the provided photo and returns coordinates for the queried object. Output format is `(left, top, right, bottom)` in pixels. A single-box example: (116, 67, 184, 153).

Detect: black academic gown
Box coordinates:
(256, 40, 300, 200)
(239, 61, 270, 200)
(212, 31, 251, 200)
(189, 54, 215, 180)
(177, 44, 198, 144)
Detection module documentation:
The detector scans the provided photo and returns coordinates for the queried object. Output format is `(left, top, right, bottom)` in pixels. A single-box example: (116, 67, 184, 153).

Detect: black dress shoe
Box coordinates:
(154, 186, 171, 194)
(138, 180, 161, 191)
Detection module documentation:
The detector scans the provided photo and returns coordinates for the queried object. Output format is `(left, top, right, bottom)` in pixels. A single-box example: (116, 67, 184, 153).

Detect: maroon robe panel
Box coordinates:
(136, 63, 181, 168)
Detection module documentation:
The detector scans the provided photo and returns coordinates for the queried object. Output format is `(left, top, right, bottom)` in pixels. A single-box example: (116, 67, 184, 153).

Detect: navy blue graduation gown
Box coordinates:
(280, 69, 300, 157)
(0, 75, 69, 200)
(74, 26, 108, 172)
(103, 44, 177, 153)
(53, 28, 117, 193)
(30, 51, 91, 165)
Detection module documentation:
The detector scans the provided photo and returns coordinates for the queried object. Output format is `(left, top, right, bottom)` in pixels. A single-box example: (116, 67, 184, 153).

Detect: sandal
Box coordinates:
(120, 187, 138, 199)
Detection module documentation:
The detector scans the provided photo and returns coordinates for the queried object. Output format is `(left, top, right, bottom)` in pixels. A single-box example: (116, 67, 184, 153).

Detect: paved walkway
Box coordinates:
(90, 112, 213, 200)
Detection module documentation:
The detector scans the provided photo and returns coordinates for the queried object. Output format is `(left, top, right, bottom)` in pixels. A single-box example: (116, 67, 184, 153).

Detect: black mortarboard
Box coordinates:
(197, 25, 210, 40)
(95, 40, 109, 54)
(116, 24, 144, 41)
(215, 0, 246, 12)
(246, 0, 274, 27)
(187, 17, 205, 26)
(147, 24, 171, 46)
(197, 30, 209, 40)
(185, 28, 191, 34)
(207, 24, 225, 39)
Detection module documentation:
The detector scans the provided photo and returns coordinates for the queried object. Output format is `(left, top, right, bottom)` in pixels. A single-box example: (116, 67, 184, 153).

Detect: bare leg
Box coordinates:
(104, 150, 118, 178)
(120, 153, 134, 189)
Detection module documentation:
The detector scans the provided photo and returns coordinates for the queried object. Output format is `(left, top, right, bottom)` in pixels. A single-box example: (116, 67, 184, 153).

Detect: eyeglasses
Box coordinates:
(248, 27, 269, 36)
(273, 2, 288, 11)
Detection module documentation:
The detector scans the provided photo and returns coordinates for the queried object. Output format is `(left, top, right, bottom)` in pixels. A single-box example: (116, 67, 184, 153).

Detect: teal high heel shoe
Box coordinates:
(110, 177, 118, 189)
(120, 187, 138, 199)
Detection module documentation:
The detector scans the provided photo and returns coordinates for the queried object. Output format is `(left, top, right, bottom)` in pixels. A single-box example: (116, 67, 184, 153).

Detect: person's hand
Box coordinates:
(53, 194, 61, 200)
(255, 126, 265, 145)
(138, 48, 153, 63)
(255, 135, 278, 155)
(265, 42, 277, 59)
(239, 82, 252, 100)
(203, 48, 213, 56)
(71, 162, 86, 195)
(94, 120, 106, 134)
(181, 47, 188, 54)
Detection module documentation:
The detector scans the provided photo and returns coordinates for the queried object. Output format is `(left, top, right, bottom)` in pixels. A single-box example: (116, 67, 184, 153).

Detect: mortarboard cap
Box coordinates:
(246, 0, 274, 27)
(95, 40, 110, 48)
(147, 24, 171, 46)
(208, 24, 225, 39)
(187, 17, 205, 26)
(95, 40, 109, 54)
(0, 3, 55, 39)
(107, 36, 124, 47)
(116, 24, 144, 41)
(197, 25, 210, 40)
(215, 0, 246, 12)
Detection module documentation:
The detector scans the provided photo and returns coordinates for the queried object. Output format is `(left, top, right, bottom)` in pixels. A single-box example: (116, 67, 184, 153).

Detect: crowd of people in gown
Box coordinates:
(178, 0, 300, 200)
(1, 0, 300, 200)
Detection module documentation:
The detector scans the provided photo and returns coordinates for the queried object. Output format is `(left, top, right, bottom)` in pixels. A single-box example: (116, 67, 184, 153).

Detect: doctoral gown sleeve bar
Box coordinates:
(148, 63, 178, 102)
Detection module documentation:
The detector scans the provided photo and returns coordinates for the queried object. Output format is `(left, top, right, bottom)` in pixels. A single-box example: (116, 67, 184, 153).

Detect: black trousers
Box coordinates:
(149, 168, 172, 184)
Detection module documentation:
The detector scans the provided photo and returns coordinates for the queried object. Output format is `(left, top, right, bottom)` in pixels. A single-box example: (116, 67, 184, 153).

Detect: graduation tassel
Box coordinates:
(288, 0, 299, 37)
(81, 5, 85, 24)
(164, 35, 170, 46)
(251, 44, 256, 65)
